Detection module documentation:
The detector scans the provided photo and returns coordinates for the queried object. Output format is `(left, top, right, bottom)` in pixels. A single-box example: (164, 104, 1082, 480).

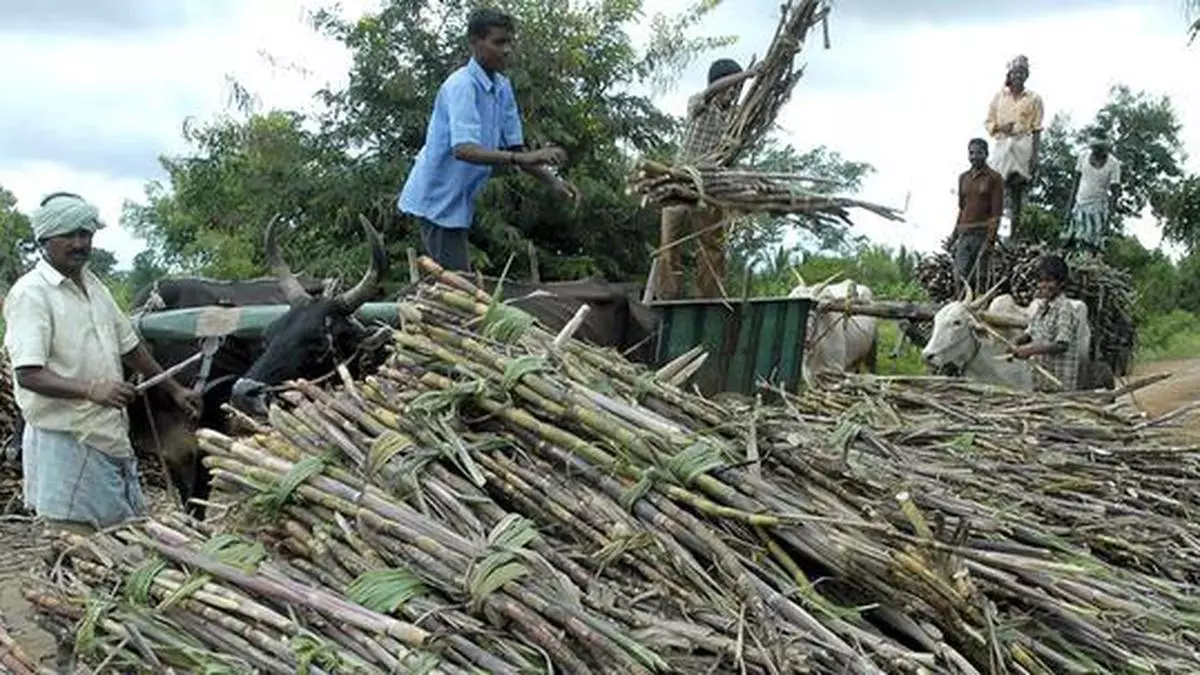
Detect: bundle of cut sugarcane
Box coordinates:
(0, 619, 37, 675)
(26, 262, 1200, 673)
(631, 158, 903, 223)
(915, 242, 1138, 376)
(0, 350, 15, 459)
(712, 0, 833, 167)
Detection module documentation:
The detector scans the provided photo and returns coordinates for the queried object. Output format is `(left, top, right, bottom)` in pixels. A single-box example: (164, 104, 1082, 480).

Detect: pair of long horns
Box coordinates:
(265, 213, 389, 313)
(961, 278, 1004, 311)
(791, 268, 842, 298)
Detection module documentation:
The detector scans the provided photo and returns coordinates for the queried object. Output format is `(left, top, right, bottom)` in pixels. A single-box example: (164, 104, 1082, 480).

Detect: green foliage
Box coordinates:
(1022, 85, 1198, 249)
(121, 0, 865, 289)
(725, 140, 875, 267)
(1136, 310, 1200, 363)
(0, 186, 35, 289)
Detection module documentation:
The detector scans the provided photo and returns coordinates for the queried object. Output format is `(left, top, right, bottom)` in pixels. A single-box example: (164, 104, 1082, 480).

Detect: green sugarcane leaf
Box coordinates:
(346, 568, 427, 614)
(469, 559, 530, 611)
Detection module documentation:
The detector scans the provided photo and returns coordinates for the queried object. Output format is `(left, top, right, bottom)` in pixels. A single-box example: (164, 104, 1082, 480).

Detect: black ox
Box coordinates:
(9, 220, 660, 519)
(128, 216, 392, 517)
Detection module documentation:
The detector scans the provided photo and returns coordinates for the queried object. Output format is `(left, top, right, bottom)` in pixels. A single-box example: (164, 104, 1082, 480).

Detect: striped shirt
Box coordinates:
(677, 94, 731, 166)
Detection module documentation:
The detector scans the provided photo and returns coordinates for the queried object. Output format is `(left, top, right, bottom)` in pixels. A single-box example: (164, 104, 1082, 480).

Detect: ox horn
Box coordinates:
(264, 214, 312, 306)
(969, 279, 1005, 311)
(960, 279, 975, 305)
(334, 215, 390, 314)
(810, 271, 841, 298)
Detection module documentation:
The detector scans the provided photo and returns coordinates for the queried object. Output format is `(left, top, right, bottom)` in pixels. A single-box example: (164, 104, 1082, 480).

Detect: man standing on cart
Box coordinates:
(984, 54, 1044, 241)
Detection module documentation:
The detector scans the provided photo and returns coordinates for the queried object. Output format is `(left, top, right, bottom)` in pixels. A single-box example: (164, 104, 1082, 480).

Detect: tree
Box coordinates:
(124, 0, 745, 284)
(87, 248, 119, 279)
(1189, 0, 1200, 43)
(0, 186, 35, 289)
(1021, 85, 1197, 250)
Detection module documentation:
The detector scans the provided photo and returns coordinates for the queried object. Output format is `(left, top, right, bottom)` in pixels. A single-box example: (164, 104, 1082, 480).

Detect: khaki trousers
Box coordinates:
(657, 204, 727, 300)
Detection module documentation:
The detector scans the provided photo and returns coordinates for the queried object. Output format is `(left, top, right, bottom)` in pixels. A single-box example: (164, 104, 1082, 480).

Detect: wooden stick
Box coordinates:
(135, 349, 208, 393)
(551, 305, 591, 351)
(406, 248, 420, 284)
(527, 242, 540, 283)
(642, 258, 660, 304)
(814, 299, 1028, 330)
(970, 316, 1063, 390)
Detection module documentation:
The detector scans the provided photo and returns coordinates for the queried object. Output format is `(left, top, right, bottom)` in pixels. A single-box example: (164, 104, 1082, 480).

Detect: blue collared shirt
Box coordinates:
(398, 58, 524, 230)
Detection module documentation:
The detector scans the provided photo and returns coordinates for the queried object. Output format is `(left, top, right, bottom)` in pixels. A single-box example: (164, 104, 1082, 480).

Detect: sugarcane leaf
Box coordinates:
(291, 629, 343, 674)
(482, 304, 536, 344)
(406, 652, 445, 675)
(502, 355, 550, 390)
(665, 440, 728, 485)
(487, 513, 541, 551)
(123, 554, 168, 605)
(366, 429, 414, 477)
(262, 452, 335, 515)
(74, 597, 112, 657)
(578, 612, 670, 672)
(468, 557, 530, 611)
(619, 470, 657, 512)
(346, 568, 427, 614)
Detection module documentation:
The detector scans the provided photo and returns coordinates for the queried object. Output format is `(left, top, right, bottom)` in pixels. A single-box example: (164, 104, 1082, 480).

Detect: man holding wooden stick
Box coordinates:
(1008, 255, 1082, 392)
(950, 138, 1004, 293)
(656, 58, 760, 300)
(2, 192, 200, 534)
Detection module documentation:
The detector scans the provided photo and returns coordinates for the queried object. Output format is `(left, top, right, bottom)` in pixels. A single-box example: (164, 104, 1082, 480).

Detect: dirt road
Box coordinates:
(1122, 357, 1200, 435)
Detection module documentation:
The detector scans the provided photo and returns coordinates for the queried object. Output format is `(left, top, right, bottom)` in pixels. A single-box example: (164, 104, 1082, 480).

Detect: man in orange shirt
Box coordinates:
(985, 54, 1044, 241)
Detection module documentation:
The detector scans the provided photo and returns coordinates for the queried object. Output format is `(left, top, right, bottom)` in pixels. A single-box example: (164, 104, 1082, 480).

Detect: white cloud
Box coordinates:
(1, 0, 1198, 271)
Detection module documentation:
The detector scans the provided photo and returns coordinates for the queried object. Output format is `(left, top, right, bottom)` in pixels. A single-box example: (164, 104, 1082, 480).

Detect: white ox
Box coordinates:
(921, 292, 1093, 391)
(788, 277, 879, 388)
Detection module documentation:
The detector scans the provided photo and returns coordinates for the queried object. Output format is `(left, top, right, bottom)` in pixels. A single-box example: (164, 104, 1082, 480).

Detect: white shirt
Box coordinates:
(2, 258, 140, 457)
(1074, 153, 1121, 206)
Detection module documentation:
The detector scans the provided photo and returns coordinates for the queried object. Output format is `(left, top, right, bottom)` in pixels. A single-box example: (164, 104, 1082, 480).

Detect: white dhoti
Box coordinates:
(988, 133, 1034, 180)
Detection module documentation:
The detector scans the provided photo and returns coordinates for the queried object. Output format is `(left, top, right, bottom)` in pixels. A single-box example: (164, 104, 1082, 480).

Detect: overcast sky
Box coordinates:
(2, 0, 1198, 269)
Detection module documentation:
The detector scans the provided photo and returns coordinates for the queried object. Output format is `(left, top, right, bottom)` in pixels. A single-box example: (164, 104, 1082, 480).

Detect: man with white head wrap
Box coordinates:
(2, 192, 200, 534)
(985, 54, 1045, 241)
(1063, 133, 1122, 255)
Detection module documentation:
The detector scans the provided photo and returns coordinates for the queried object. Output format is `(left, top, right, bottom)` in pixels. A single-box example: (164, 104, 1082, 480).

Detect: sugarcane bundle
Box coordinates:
(0, 620, 37, 675)
(915, 242, 1138, 375)
(711, 0, 832, 167)
(630, 159, 904, 224)
(28, 261, 1200, 674)
(0, 350, 14, 456)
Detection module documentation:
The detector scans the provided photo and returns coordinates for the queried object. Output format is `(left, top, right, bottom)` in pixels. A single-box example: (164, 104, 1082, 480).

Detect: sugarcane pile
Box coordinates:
(712, 0, 832, 167)
(631, 159, 904, 224)
(1, 350, 15, 457)
(0, 620, 37, 675)
(916, 241, 1138, 375)
(24, 264, 1200, 673)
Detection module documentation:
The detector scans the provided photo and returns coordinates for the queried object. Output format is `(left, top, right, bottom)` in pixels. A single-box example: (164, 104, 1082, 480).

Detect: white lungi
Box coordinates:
(989, 134, 1034, 180)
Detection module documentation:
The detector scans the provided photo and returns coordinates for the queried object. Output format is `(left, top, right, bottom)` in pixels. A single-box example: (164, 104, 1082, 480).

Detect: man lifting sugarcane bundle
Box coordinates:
(632, 0, 902, 301)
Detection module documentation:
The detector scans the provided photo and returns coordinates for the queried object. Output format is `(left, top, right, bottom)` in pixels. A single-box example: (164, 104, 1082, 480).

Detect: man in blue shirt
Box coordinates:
(398, 7, 578, 272)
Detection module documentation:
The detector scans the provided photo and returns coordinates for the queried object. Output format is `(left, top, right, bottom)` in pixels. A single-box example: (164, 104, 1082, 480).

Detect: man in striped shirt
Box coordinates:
(656, 59, 759, 300)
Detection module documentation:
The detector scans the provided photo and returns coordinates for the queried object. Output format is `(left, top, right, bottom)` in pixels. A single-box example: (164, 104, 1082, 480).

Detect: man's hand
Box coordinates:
(517, 147, 567, 168)
(167, 382, 203, 419)
(87, 381, 137, 408)
(555, 178, 581, 207)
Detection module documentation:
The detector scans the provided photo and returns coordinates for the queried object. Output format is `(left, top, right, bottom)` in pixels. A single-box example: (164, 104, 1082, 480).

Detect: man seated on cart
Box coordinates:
(1007, 254, 1084, 392)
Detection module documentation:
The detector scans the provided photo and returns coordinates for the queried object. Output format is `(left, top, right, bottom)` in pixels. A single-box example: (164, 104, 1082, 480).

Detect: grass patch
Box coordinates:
(1134, 310, 1200, 365)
